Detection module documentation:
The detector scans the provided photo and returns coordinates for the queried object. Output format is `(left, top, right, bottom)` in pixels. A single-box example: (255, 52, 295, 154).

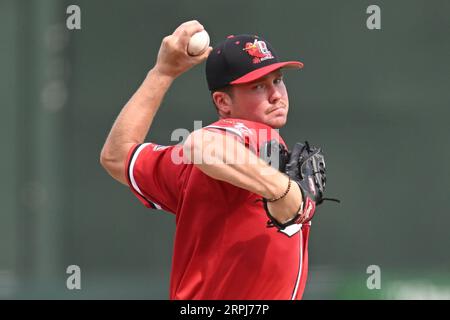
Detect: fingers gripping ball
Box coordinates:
(187, 30, 210, 56)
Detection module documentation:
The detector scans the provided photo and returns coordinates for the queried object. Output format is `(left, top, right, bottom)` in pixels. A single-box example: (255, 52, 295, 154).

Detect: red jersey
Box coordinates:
(125, 118, 310, 300)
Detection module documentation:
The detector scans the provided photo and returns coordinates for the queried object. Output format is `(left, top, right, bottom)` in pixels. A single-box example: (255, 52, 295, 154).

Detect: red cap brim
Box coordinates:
(230, 61, 304, 85)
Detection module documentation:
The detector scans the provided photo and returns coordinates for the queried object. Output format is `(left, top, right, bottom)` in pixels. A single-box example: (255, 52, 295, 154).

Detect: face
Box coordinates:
(215, 70, 290, 128)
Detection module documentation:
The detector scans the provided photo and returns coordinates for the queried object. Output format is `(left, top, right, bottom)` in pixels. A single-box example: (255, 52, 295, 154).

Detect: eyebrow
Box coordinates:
(251, 71, 283, 84)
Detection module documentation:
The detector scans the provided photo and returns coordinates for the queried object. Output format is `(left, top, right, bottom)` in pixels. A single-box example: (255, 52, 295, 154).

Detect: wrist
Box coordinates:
(148, 67, 177, 83)
(266, 176, 291, 202)
(263, 173, 290, 200)
(266, 180, 303, 224)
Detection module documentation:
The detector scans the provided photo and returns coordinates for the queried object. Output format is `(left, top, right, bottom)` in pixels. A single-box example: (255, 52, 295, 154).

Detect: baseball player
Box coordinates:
(100, 20, 331, 299)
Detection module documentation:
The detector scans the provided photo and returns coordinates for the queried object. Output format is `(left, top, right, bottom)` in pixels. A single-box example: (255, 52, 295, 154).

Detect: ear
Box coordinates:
(212, 91, 233, 117)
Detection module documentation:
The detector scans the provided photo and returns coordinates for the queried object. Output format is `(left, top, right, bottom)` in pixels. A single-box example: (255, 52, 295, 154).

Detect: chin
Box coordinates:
(267, 116, 287, 129)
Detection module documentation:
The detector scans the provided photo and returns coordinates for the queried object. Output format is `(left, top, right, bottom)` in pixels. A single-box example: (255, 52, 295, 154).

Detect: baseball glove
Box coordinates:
(260, 140, 339, 229)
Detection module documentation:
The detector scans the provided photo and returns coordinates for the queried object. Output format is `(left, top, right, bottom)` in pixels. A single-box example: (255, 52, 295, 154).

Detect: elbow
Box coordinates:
(99, 143, 133, 185)
(100, 147, 112, 171)
(182, 129, 216, 165)
(183, 129, 227, 167)
(182, 131, 201, 164)
(100, 144, 118, 174)
(99, 146, 126, 185)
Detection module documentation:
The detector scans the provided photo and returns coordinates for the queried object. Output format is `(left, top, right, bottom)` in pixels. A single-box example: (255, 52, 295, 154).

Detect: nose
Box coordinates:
(269, 85, 282, 104)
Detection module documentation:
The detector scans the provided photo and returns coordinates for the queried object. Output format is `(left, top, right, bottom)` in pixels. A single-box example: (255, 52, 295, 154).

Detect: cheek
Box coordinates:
(281, 86, 289, 101)
(233, 95, 259, 116)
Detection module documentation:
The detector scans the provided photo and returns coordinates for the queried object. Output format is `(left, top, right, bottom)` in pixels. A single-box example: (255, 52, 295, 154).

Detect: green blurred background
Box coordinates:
(1, 0, 449, 299)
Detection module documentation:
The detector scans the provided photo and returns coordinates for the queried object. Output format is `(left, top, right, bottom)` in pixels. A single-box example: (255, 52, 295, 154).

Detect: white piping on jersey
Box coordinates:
(129, 143, 162, 210)
(291, 228, 303, 300)
(281, 223, 302, 237)
(204, 125, 244, 139)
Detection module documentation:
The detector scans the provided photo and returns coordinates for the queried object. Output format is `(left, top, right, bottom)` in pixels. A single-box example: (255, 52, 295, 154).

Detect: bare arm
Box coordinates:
(183, 130, 305, 224)
(100, 20, 212, 185)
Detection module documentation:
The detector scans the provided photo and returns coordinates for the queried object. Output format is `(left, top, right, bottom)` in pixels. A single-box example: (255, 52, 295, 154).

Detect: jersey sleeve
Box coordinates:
(125, 143, 188, 214)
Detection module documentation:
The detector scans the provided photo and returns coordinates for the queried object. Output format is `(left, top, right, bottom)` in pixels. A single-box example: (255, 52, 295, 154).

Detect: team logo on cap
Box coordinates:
(243, 39, 274, 64)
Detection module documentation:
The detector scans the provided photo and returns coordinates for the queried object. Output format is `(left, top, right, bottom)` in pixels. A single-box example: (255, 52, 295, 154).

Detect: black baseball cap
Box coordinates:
(206, 34, 303, 91)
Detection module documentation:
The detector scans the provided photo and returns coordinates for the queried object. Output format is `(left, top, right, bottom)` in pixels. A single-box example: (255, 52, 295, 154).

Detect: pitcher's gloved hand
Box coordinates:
(283, 141, 327, 225)
(261, 141, 338, 229)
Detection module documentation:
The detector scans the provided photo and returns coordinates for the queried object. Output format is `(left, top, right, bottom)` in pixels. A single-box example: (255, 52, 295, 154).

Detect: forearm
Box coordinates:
(194, 137, 282, 198)
(100, 68, 174, 183)
(184, 131, 303, 223)
(103, 69, 173, 151)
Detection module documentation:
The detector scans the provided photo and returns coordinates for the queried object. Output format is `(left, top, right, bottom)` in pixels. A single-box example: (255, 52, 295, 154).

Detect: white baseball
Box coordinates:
(187, 30, 210, 56)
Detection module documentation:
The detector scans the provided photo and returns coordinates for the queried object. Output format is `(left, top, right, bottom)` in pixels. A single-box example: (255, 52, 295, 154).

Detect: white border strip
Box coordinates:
(129, 143, 162, 210)
(291, 229, 303, 300)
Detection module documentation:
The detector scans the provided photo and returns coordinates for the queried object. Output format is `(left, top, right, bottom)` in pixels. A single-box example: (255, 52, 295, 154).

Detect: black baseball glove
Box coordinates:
(287, 141, 327, 204)
(260, 140, 338, 229)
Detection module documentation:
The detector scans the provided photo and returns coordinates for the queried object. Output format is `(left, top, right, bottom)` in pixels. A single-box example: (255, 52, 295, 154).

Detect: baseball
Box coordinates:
(187, 30, 210, 56)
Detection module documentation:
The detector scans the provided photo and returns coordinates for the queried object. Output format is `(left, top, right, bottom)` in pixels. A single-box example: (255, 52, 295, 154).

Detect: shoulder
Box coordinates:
(205, 118, 277, 138)
(204, 118, 287, 153)
(210, 117, 285, 139)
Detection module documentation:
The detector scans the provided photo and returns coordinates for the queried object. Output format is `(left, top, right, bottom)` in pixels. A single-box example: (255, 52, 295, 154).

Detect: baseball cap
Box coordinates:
(206, 34, 303, 91)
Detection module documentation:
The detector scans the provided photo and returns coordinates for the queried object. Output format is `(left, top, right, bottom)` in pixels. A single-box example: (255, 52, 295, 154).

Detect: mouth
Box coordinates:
(266, 105, 287, 115)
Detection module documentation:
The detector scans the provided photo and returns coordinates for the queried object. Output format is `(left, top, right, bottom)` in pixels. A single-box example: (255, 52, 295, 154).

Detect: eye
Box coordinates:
(253, 83, 265, 90)
(274, 77, 283, 84)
